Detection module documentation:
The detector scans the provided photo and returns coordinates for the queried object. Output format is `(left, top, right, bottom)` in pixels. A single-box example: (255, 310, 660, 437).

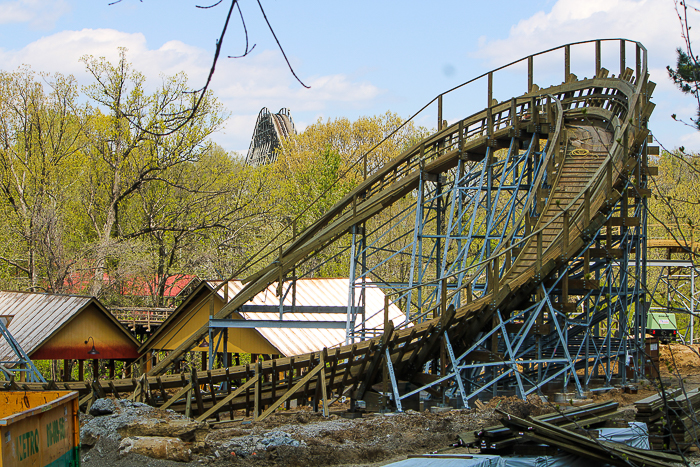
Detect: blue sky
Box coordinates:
(0, 0, 697, 154)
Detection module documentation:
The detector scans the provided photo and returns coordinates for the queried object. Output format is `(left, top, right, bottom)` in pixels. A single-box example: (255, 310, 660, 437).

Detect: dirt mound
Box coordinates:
(207, 408, 498, 466)
(659, 344, 700, 377)
(80, 391, 655, 466)
(486, 395, 549, 418)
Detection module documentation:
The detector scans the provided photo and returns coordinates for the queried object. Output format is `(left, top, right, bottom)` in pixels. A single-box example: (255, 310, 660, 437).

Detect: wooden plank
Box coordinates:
(143, 375, 152, 405)
(271, 359, 277, 401)
(320, 349, 329, 417)
(303, 355, 315, 404)
(207, 370, 219, 422)
(191, 367, 204, 416)
(129, 378, 141, 402)
(79, 392, 92, 409)
(286, 357, 294, 410)
(185, 387, 192, 418)
(157, 377, 168, 405)
(195, 377, 256, 422)
(350, 344, 373, 395)
(354, 322, 394, 399)
(160, 382, 193, 411)
(254, 361, 261, 419)
(109, 381, 121, 400)
(257, 361, 324, 421)
(92, 380, 106, 399)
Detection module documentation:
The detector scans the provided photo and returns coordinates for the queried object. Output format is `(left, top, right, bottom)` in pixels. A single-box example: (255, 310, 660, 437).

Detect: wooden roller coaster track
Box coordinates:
(5, 39, 656, 421)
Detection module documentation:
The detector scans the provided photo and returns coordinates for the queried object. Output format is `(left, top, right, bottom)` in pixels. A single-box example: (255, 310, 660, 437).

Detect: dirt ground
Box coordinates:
(660, 344, 700, 382)
(79, 343, 700, 467)
(81, 396, 558, 467)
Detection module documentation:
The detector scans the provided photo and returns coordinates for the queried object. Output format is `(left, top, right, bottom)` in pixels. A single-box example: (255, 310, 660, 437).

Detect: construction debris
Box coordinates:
(471, 401, 620, 453)
(635, 388, 700, 451)
(498, 411, 683, 467)
(119, 436, 192, 462)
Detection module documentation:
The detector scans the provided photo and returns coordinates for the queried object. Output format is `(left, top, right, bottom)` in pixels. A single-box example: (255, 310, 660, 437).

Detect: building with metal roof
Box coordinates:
(0, 291, 140, 379)
(140, 278, 405, 360)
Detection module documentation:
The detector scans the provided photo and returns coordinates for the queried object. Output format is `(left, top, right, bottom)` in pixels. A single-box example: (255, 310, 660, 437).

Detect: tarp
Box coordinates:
(501, 422, 650, 467)
(387, 423, 650, 467)
(598, 422, 650, 449)
(502, 454, 599, 467)
(386, 454, 505, 467)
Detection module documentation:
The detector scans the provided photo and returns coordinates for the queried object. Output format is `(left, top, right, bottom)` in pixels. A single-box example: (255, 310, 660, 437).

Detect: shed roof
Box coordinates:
(0, 291, 140, 362)
(209, 278, 406, 356)
(141, 278, 406, 357)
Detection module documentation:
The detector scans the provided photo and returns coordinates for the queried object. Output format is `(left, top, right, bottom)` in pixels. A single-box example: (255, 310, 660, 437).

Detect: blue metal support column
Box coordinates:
(0, 318, 45, 383)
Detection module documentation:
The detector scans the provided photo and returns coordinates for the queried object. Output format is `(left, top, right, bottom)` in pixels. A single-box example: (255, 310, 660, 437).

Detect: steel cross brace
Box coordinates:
(444, 334, 469, 408)
(496, 313, 526, 399)
(453, 307, 545, 399)
(0, 318, 45, 383)
(384, 348, 402, 412)
(455, 301, 545, 364)
(541, 283, 584, 397)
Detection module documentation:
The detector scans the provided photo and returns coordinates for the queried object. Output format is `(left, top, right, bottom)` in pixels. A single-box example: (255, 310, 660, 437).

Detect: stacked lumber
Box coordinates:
(636, 388, 700, 451)
(472, 401, 619, 454)
(500, 412, 683, 467)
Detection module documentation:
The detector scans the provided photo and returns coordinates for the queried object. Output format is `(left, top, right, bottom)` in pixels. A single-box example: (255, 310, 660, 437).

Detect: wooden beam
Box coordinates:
(157, 377, 168, 405)
(207, 370, 219, 422)
(160, 382, 193, 411)
(257, 361, 325, 421)
(286, 357, 294, 410)
(319, 349, 329, 417)
(254, 360, 261, 419)
(185, 387, 192, 418)
(354, 322, 394, 399)
(109, 381, 121, 400)
(191, 367, 204, 416)
(195, 377, 256, 422)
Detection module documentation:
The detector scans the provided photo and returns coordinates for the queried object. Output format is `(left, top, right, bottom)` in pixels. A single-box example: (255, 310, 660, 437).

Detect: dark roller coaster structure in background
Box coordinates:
(7, 39, 658, 421)
(245, 107, 296, 166)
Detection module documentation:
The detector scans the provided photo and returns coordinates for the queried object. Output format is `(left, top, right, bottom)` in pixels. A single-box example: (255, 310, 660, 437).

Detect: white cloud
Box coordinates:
(474, 0, 689, 78)
(0, 28, 382, 149)
(473, 0, 700, 151)
(0, 0, 70, 28)
(210, 50, 382, 113)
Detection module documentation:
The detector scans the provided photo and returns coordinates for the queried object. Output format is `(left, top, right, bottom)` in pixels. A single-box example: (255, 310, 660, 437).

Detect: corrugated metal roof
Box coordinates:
(0, 291, 136, 362)
(209, 278, 406, 357)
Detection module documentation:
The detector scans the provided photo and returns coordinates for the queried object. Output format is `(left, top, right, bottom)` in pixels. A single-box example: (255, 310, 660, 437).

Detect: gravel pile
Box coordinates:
(208, 430, 305, 457)
(81, 399, 189, 445)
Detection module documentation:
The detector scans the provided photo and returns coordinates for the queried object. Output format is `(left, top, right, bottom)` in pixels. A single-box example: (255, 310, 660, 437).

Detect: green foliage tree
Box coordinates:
(0, 67, 87, 291)
(668, 0, 700, 129)
(79, 49, 225, 296)
(0, 55, 432, 307)
(648, 149, 700, 244)
(120, 145, 275, 305)
(264, 111, 429, 279)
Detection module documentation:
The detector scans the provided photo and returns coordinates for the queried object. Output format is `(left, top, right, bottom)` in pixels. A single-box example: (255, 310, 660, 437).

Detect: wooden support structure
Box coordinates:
(257, 360, 325, 421)
(196, 377, 256, 422)
(0, 40, 654, 421)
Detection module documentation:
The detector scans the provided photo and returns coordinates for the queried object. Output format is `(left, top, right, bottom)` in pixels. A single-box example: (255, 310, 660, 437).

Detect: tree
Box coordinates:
(648, 149, 700, 256)
(276, 111, 429, 224)
(79, 49, 225, 296)
(668, 0, 700, 129)
(0, 67, 87, 291)
(119, 145, 274, 305)
(259, 112, 429, 278)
